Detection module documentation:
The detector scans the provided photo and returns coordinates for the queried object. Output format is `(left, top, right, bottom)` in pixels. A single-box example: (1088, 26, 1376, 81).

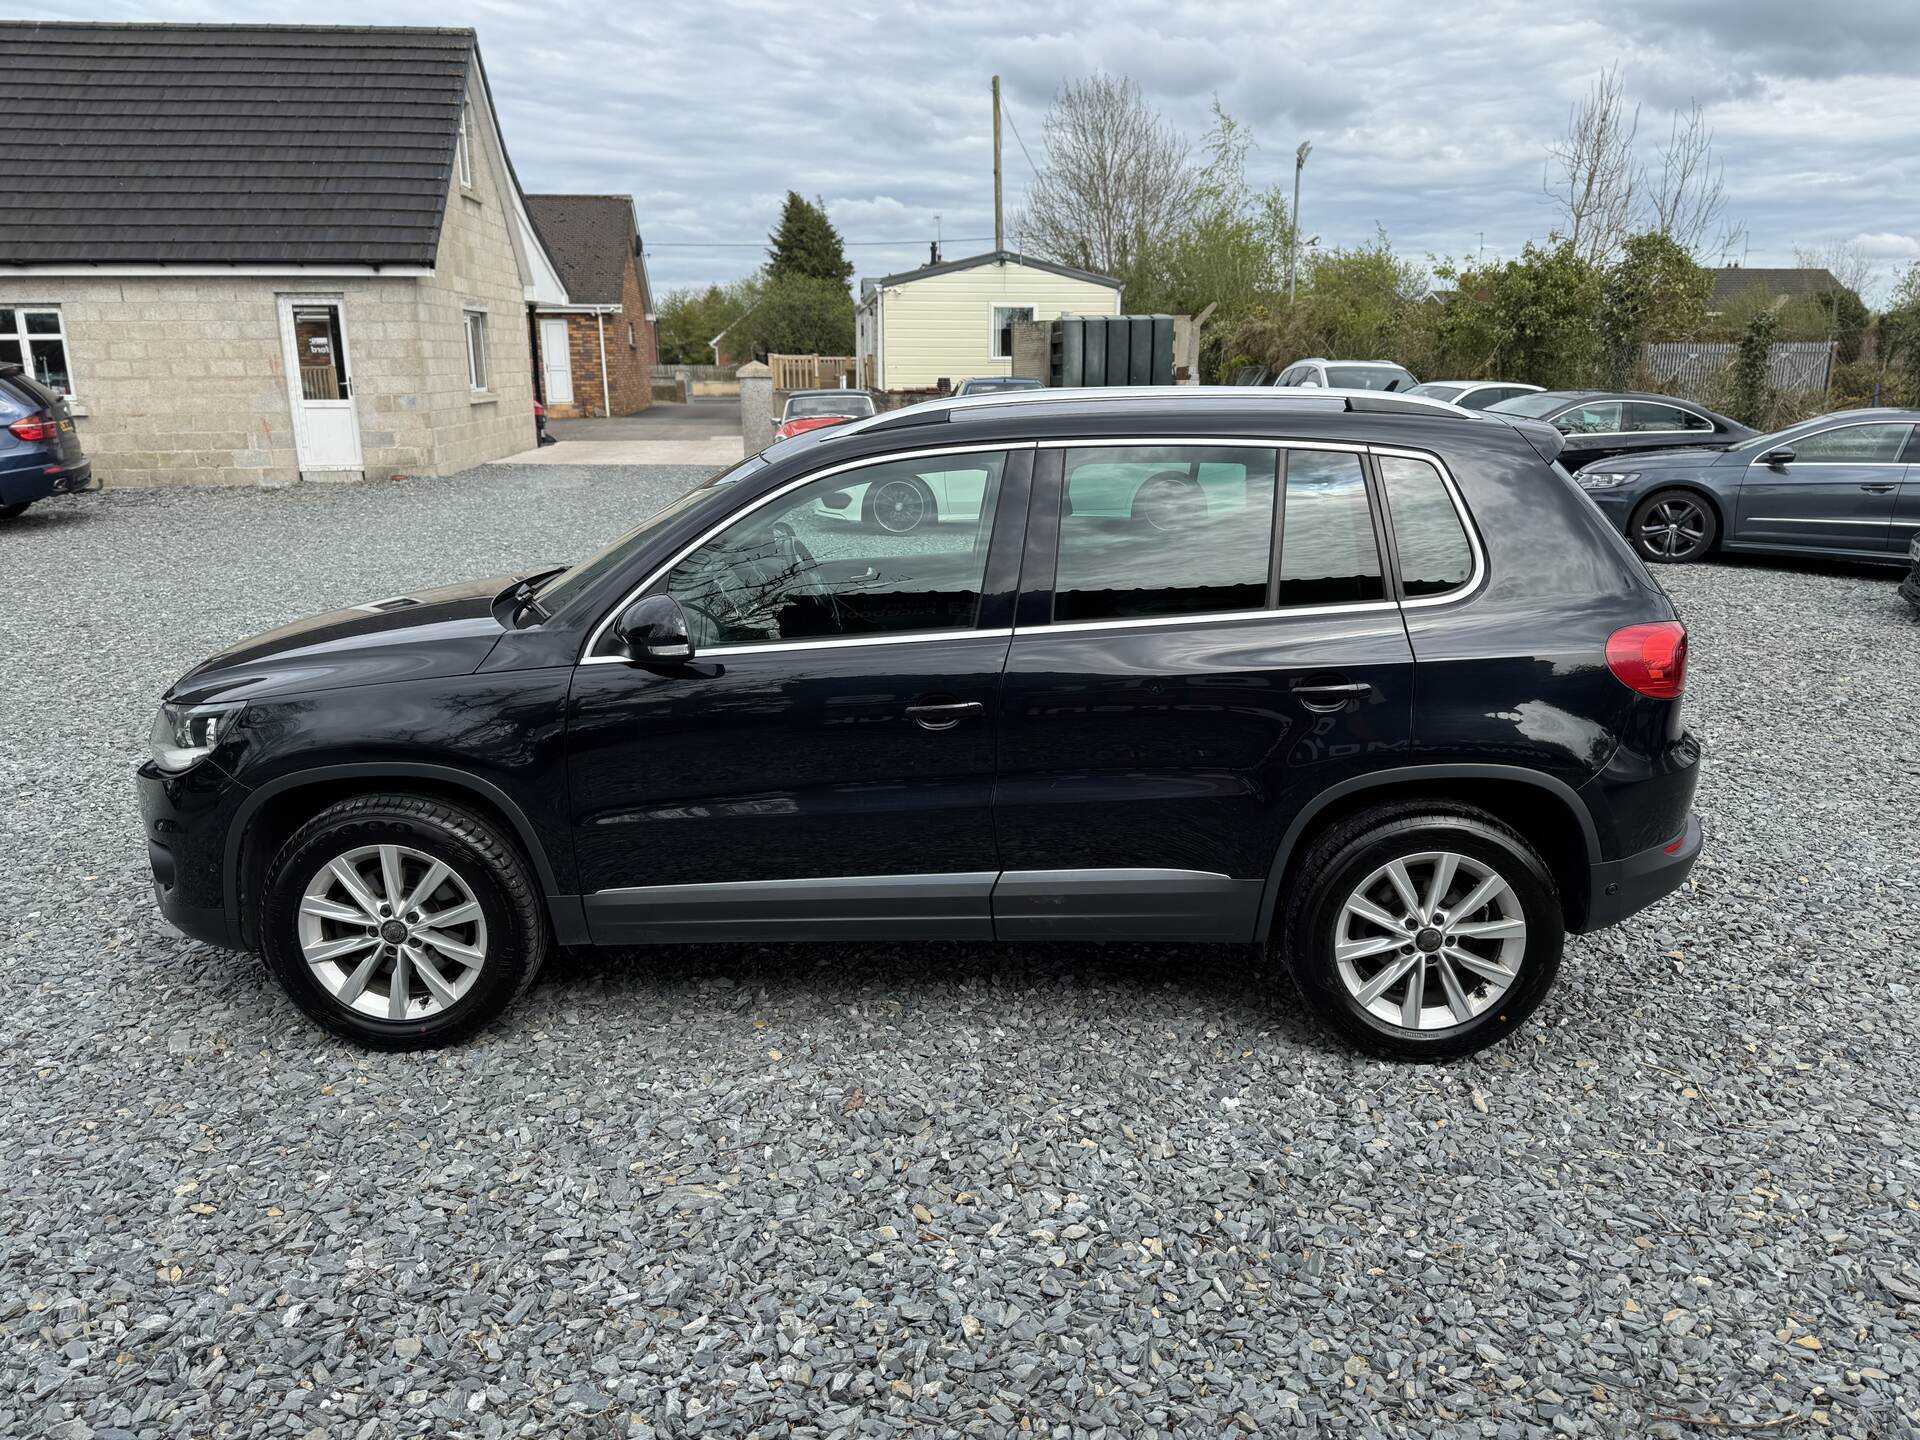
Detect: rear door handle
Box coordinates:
(1860, 483, 1897, 493)
(905, 700, 985, 731)
(1291, 680, 1373, 711)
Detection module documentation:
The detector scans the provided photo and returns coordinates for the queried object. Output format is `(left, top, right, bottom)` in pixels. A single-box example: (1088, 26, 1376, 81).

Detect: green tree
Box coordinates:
(766, 192, 853, 287)
(1880, 263, 1920, 404)
(655, 278, 760, 365)
(727, 273, 854, 359)
(1729, 310, 1778, 426)
(1813, 287, 1869, 365)
(1432, 241, 1605, 388)
(1597, 231, 1711, 387)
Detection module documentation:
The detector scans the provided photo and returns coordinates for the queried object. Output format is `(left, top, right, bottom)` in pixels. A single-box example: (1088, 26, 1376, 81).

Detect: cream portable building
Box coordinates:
(855, 250, 1121, 391)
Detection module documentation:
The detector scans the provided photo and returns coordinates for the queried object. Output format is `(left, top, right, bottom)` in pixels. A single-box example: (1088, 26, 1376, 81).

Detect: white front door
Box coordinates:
(540, 317, 574, 405)
(278, 296, 363, 472)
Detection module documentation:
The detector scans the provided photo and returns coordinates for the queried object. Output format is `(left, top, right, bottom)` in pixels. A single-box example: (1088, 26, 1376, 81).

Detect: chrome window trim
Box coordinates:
(1744, 517, 1890, 527)
(1038, 436, 1367, 453)
(1742, 420, 1915, 467)
(1016, 601, 1398, 638)
(1547, 400, 1718, 438)
(653, 627, 1014, 659)
(578, 441, 1031, 665)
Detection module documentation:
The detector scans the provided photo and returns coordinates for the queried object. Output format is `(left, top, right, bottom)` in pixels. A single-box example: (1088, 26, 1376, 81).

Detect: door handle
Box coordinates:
(905, 700, 985, 731)
(1291, 680, 1372, 711)
(1860, 483, 1896, 494)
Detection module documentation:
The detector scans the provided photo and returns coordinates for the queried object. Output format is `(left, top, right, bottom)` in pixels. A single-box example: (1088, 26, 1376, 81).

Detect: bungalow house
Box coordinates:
(525, 195, 657, 419)
(1707, 266, 1847, 315)
(855, 249, 1122, 391)
(0, 21, 568, 487)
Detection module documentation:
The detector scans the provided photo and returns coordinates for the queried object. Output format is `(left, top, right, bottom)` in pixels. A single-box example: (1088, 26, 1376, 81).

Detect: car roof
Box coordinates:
(1422, 380, 1540, 389)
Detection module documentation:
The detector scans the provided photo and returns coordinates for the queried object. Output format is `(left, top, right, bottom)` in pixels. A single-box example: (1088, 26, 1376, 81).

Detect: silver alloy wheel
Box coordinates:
(871, 478, 928, 533)
(1333, 850, 1526, 1032)
(297, 844, 488, 1022)
(1640, 497, 1708, 558)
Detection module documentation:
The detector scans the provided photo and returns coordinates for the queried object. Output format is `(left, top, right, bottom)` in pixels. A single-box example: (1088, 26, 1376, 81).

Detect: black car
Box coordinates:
(0, 363, 93, 517)
(1486, 389, 1753, 469)
(1571, 408, 1920, 566)
(139, 388, 1702, 1060)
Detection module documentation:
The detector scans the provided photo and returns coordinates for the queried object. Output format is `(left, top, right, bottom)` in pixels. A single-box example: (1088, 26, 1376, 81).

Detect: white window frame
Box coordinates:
(0, 304, 75, 401)
(457, 101, 476, 189)
(988, 304, 1035, 360)
(463, 307, 490, 393)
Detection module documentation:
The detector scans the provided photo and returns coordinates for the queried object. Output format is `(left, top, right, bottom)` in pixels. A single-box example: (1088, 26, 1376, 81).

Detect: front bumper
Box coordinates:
(0, 458, 94, 506)
(1583, 810, 1703, 929)
(137, 758, 249, 949)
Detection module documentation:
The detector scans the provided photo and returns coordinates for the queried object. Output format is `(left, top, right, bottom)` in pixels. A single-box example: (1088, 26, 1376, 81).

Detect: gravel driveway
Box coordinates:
(3, 469, 1917, 1439)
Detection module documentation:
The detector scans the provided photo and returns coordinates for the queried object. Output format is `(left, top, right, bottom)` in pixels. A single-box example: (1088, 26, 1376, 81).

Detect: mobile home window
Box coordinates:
(464, 310, 489, 391)
(0, 307, 74, 398)
(991, 305, 1034, 359)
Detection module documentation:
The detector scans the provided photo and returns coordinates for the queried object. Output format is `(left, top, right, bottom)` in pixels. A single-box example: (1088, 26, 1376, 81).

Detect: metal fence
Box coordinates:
(1642, 341, 1835, 399)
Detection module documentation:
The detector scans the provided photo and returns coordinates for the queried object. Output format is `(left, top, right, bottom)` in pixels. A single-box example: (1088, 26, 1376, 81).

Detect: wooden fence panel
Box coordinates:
(768, 354, 857, 390)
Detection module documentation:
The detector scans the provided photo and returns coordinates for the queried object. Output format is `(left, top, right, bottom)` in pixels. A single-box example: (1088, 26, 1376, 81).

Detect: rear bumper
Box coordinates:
(1583, 810, 1702, 929)
(0, 458, 94, 505)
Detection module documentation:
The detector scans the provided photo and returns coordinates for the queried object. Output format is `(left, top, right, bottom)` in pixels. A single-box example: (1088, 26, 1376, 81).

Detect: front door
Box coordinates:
(992, 441, 1415, 941)
(1734, 420, 1912, 554)
(539, 317, 574, 406)
(277, 297, 362, 473)
(567, 447, 1031, 943)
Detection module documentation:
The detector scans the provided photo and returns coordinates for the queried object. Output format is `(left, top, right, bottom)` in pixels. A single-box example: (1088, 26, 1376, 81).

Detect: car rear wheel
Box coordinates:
(1629, 489, 1717, 563)
(864, 476, 934, 533)
(260, 793, 547, 1049)
(1281, 803, 1564, 1059)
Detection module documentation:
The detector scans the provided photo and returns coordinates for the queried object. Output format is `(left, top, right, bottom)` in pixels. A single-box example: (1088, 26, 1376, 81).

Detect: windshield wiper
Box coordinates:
(506, 566, 566, 625)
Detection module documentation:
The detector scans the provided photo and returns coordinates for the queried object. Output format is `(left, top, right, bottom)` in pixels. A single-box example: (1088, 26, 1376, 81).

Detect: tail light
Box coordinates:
(8, 414, 57, 442)
(1607, 622, 1687, 699)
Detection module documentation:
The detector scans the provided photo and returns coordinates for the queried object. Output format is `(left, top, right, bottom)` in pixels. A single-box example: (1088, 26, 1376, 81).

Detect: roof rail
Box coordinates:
(851, 384, 1475, 435)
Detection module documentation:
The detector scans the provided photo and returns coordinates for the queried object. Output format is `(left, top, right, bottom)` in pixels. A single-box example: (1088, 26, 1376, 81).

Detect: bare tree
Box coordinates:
(1648, 101, 1741, 259)
(1544, 64, 1641, 264)
(1794, 239, 1878, 299)
(1019, 73, 1195, 282)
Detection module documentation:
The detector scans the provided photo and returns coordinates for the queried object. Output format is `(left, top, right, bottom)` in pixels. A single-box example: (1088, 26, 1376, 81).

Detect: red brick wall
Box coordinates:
(536, 249, 657, 419)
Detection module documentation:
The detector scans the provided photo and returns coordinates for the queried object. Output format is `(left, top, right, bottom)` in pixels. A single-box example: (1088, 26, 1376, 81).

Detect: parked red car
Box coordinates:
(775, 389, 876, 441)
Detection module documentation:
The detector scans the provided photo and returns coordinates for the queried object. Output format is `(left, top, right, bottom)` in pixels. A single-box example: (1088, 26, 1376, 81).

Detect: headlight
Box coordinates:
(1577, 471, 1639, 490)
(148, 700, 246, 773)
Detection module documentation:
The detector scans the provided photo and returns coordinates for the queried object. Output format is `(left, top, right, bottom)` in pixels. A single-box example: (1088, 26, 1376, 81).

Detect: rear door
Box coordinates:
(1733, 421, 1910, 555)
(991, 439, 1414, 941)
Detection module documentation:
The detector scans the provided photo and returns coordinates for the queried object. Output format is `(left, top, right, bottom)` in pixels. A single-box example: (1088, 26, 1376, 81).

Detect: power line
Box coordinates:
(1001, 100, 1043, 181)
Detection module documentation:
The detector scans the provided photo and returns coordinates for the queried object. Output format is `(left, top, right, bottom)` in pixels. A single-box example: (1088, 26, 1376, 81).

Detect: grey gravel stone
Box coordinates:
(1, 474, 1917, 1437)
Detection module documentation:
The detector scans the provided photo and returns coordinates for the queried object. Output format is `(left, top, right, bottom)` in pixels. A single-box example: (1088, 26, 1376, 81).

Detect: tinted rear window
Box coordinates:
(2, 372, 58, 410)
(1326, 365, 1416, 391)
(1408, 383, 1464, 402)
(1487, 391, 1569, 418)
(1278, 450, 1384, 606)
(1379, 455, 1474, 597)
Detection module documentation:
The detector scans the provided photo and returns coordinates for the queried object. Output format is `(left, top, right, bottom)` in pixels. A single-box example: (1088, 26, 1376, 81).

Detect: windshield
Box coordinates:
(1408, 383, 1464, 402)
(533, 458, 764, 612)
(1487, 391, 1571, 418)
(957, 377, 1043, 394)
(1326, 365, 1416, 391)
(786, 393, 874, 419)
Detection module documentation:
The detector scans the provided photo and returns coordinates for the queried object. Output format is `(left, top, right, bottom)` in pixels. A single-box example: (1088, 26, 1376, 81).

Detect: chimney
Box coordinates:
(930, 240, 940, 265)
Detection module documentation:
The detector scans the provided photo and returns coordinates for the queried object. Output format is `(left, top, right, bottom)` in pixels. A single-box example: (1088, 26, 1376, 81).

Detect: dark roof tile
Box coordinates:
(524, 194, 640, 307)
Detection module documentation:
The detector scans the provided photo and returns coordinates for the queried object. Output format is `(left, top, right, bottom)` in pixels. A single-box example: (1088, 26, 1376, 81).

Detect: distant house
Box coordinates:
(525, 195, 656, 419)
(0, 21, 568, 487)
(1708, 267, 1848, 315)
(855, 250, 1122, 391)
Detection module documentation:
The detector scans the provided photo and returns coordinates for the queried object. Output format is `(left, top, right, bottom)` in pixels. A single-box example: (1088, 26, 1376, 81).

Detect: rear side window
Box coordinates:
(1278, 450, 1384, 607)
(1379, 455, 1474, 597)
(1553, 400, 1622, 434)
(1054, 445, 1277, 622)
(1624, 401, 1699, 432)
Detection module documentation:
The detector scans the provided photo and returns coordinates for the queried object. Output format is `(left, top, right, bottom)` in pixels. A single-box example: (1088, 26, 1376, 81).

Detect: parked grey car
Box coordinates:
(1571, 408, 1920, 564)
(1407, 380, 1542, 411)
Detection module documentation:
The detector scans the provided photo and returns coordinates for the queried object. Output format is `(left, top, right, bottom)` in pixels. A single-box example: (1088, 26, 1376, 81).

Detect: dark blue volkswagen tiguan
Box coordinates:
(138, 388, 1702, 1059)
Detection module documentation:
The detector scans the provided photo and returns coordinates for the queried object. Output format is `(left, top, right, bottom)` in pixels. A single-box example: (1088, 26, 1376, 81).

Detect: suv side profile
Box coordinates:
(139, 388, 1702, 1060)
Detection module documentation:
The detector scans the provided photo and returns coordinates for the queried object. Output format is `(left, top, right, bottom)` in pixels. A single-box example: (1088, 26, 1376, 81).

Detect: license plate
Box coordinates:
(58, 419, 73, 434)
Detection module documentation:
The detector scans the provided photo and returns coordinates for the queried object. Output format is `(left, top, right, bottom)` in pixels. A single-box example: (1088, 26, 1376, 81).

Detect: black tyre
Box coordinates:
(1629, 488, 1717, 564)
(1281, 803, 1564, 1060)
(260, 793, 548, 1049)
(863, 475, 934, 533)
(0, 502, 31, 519)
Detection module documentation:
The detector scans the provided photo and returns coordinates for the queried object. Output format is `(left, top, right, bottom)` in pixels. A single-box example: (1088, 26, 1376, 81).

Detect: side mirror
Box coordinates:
(614, 594, 695, 663)
(1763, 446, 1796, 468)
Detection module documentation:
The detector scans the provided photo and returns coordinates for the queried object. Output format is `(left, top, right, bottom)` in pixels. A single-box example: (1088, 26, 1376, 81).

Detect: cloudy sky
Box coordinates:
(60, 0, 1920, 303)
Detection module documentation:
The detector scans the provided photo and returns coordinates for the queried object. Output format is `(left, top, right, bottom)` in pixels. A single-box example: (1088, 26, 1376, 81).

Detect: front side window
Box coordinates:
(1053, 446, 1277, 623)
(1552, 401, 1623, 435)
(991, 306, 1034, 359)
(1379, 455, 1473, 597)
(1787, 423, 1911, 464)
(663, 451, 1006, 648)
(464, 310, 489, 390)
(0, 307, 74, 398)
(1278, 450, 1385, 607)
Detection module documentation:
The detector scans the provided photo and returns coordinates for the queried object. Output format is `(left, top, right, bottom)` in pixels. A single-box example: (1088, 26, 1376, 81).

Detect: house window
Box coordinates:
(990, 305, 1034, 359)
(0, 307, 74, 398)
(457, 101, 475, 188)
(464, 309, 489, 391)
(628, 322, 637, 350)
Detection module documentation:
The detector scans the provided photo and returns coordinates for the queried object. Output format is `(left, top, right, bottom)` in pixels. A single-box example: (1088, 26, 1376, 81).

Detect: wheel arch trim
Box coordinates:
(1253, 764, 1602, 943)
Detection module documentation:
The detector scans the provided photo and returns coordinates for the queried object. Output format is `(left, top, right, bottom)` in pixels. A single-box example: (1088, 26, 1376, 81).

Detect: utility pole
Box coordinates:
(992, 75, 1004, 252)
(1289, 140, 1311, 303)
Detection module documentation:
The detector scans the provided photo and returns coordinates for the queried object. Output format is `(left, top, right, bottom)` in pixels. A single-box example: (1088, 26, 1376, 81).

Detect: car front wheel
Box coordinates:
(1282, 803, 1564, 1059)
(259, 793, 548, 1049)
(1629, 489, 1717, 563)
